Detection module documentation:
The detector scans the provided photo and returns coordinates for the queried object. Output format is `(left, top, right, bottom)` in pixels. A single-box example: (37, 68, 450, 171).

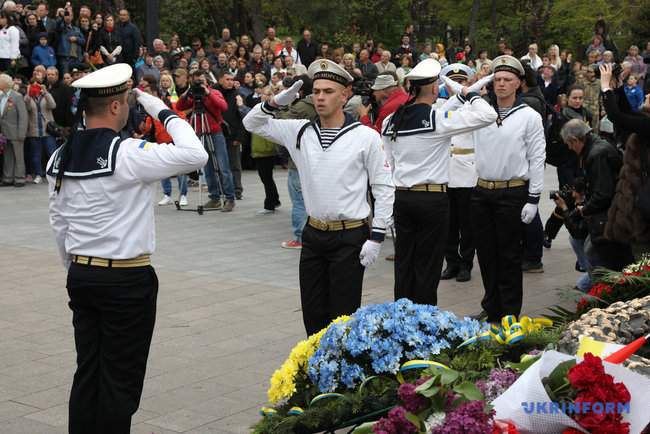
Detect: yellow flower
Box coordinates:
(266, 315, 351, 404)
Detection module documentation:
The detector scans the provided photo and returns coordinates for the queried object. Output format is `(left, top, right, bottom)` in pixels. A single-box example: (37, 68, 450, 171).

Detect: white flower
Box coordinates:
(424, 412, 446, 433)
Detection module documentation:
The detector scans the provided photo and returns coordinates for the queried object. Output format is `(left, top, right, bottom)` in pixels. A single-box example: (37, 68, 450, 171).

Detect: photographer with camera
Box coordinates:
(559, 119, 633, 273)
(358, 72, 408, 133)
(599, 63, 650, 259)
(177, 70, 236, 212)
(550, 179, 592, 290)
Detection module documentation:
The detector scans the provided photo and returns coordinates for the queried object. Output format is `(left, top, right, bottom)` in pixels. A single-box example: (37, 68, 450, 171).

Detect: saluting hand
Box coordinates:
(441, 75, 463, 95)
(271, 79, 303, 107)
(134, 89, 168, 119)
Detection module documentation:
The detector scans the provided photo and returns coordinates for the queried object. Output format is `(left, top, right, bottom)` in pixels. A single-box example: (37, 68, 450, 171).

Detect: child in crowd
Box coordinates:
(624, 74, 644, 112)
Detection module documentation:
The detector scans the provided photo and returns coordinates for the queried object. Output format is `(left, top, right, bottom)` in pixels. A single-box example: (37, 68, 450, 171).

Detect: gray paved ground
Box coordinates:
(0, 167, 578, 433)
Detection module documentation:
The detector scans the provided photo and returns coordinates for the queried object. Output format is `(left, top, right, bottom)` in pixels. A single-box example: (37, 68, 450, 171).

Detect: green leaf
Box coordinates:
(545, 360, 575, 396)
(414, 377, 435, 393)
(405, 411, 424, 431)
(351, 421, 377, 434)
(452, 382, 484, 401)
(505, 355, 541, 372)
(418, 385, 440, 398)
(439, 369, 460, 385)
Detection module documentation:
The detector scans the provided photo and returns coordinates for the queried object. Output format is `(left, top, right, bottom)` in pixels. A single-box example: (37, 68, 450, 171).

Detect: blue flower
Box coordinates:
(307, 299, 487, 392)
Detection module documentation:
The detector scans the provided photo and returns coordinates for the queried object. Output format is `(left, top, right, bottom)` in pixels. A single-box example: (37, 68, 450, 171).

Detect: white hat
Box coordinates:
(307, 59, 353, 86)
(405, 58, 442, 85)
(72, 63, 133, 97)
(371, 74, 398, 90)
(491, 55, 525, 77)
(440, 63, 474, 81)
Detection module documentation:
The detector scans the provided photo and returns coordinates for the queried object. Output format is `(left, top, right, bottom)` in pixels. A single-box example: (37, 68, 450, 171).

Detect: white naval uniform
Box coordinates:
(446, 96, 479, 188)
(243, 101, 394, 234)
(381, 93, 497, 188)
(47, 112, 209, 268)
(470, 99, 546, 323)
(472, 102, 546, 202)
(379, 92, 497, 305)
(243, 100, 394, 335)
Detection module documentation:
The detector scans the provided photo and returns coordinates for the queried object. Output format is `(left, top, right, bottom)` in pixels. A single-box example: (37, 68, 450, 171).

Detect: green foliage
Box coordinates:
(251, 377, 398, 434)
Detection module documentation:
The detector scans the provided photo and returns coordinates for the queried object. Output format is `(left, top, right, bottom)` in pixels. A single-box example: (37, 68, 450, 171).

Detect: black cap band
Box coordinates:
(494, 66, 523, 77)
(313, 71, 350, 87)
(82, 82, 129, 98)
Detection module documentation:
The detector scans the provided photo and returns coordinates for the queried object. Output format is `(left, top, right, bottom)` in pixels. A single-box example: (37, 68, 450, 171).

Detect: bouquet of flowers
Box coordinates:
(575, 256, 650, 315)
(492, 351, 650, 434)
(308, 299, 485, 392)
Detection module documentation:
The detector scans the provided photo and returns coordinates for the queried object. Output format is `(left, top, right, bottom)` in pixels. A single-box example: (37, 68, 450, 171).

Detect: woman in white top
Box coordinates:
(0, 12, 20, 71)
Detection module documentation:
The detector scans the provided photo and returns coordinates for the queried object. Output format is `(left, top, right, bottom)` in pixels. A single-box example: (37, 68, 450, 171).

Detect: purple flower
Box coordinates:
(398, 383, 429, 413)
(432, 400, 494, 434)
(372, 406, 418, 434)
(476, 368, 519, 402)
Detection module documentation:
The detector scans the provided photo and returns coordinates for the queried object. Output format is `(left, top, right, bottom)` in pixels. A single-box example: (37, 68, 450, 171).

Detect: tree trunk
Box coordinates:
(247, 0, 264, 42)
(490, 0, 497, 39)
(468, 0, 480, 46)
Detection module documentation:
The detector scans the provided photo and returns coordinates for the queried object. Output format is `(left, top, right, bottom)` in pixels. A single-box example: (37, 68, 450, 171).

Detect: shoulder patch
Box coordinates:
(138, 140, 154, 151)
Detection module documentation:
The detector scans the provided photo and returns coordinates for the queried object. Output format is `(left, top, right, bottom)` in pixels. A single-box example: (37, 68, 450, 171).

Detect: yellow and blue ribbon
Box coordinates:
(287, 406, 304, 415)
(396, 359, 449, 384)
(458, 315, 553, 348)
(309, 392, 345, 406)
(259, 407, 278, 417)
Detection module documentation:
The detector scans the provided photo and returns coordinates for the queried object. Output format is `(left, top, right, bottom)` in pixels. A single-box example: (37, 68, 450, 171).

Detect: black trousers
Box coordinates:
(394, 190, 449, 305)
(66, 263, 158, 434)
(299, 224, 367, 336)
(444, 187, 475, 271)
(472, 185, 527, 322)
(255, 156, 279, 210)
(523, 211, 544, 263)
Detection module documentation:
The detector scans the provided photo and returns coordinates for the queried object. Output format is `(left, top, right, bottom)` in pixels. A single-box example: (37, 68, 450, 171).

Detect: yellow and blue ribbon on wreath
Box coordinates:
(458, 315, 553, 348)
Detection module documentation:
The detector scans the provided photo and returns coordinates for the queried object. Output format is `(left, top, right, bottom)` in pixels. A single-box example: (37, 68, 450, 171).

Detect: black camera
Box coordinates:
(592, 62, 622, 81)
(549, 178, 585, 209)
(353, 79, 374, 106)
(189, 80, 206, 101)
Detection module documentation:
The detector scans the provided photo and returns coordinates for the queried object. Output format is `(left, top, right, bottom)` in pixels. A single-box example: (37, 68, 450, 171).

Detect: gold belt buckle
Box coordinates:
(313, 218, 329, 231)
(488, 181, 496, 189)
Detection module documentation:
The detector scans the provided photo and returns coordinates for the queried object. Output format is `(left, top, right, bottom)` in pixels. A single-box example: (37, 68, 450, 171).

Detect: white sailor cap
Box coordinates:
(440, 63, 474, 81)
(371, 74, 398, 90)
(72, 63, 133, 97)
(405, 58, 442, 85)
(307, 59, 353, 86)
(491, 55, 525, 77)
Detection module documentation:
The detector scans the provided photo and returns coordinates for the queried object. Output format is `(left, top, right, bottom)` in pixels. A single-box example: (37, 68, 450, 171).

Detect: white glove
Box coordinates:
(441, 75, 464, 95)
(359, 240, 381, 267)
(467, 73, 494, 94)
(112, 45, 122, 57)
(99, 45, 109, 56)
(273, 79, 303, 107)
(134, 88, 168, 119)
(521, 203, 538, 224)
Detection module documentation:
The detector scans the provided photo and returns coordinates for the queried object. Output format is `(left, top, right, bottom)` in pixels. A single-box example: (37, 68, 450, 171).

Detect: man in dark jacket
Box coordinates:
(297, 29, 318, 68)
(216, 70, 246, 199)
(560, 119, 633, 271)
(116, 9, 140, 67)
(46, 67, 74, 131)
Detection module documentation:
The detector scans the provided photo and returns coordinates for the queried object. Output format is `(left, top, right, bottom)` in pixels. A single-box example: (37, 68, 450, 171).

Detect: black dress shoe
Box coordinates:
(440, 267, 458, 280)
(456, 268, 471, 282)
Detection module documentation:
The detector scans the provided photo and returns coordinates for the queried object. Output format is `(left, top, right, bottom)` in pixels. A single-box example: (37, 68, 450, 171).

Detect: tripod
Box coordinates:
(175, 101, 226, 215)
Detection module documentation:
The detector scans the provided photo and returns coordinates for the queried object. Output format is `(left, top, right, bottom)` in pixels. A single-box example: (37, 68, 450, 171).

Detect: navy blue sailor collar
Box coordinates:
(47, 128, 121, 179)
(381, 103, 436, 138)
